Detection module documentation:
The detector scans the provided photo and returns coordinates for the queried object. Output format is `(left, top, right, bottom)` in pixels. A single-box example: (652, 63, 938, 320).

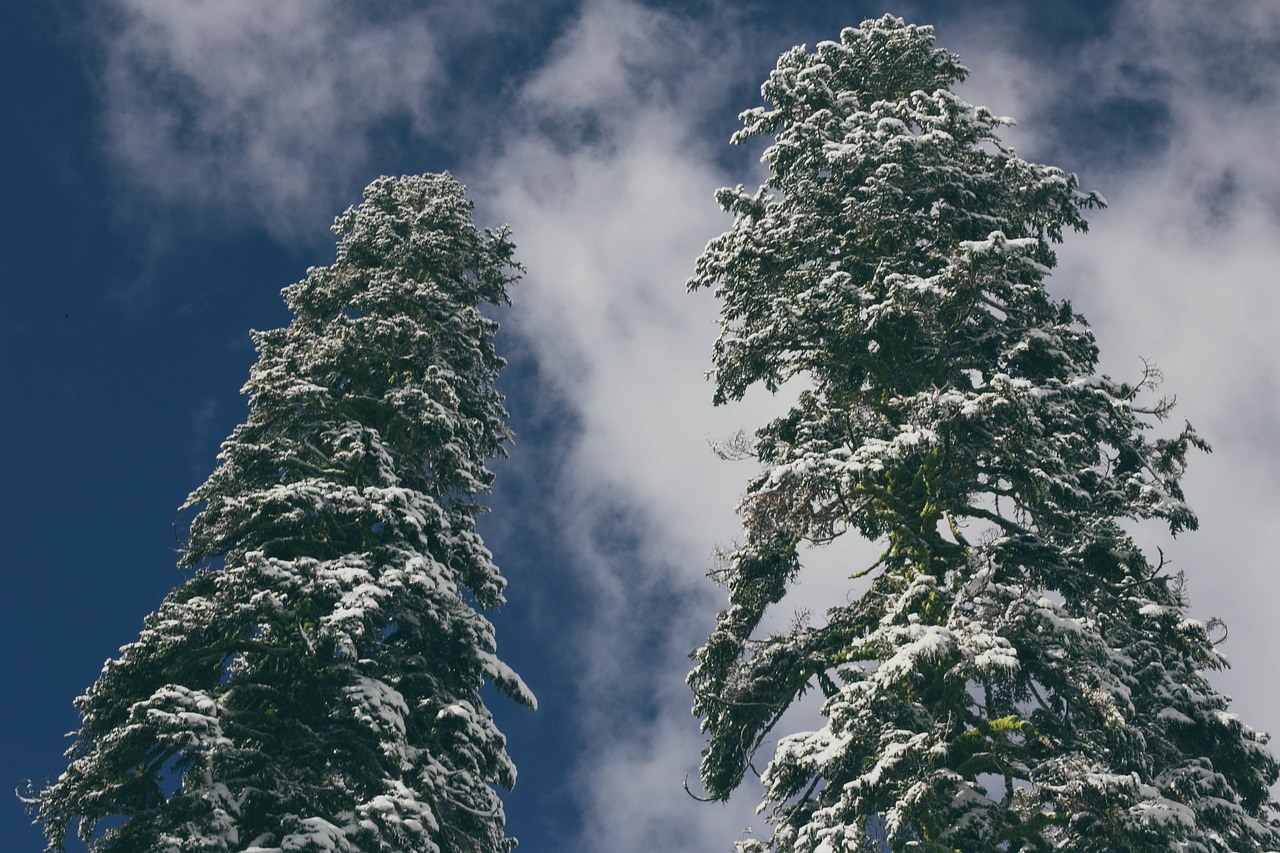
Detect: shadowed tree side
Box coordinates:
(688, 16, 1280, 853)
(30, 174, 535, 853)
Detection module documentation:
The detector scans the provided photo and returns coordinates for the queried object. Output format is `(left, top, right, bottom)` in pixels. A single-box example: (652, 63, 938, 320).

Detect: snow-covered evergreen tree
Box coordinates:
(31, 174, 534, 853)
(688, 17, 1280, 853)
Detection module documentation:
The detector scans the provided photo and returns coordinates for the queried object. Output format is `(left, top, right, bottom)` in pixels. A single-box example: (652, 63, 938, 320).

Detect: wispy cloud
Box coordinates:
(96, 0, 445, 238)
(474, 1, 785, 846)
(935, 0, 1280, 775)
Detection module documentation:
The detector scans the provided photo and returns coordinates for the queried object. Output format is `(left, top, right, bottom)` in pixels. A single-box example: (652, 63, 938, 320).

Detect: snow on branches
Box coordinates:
(688, 16, 1280, 853)
(31, 174, 533, 853)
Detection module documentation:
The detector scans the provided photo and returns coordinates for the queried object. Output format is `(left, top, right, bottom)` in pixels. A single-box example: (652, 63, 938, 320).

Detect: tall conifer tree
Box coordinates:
(688, 17, 1280, 852)
(32, 174, 534, 852)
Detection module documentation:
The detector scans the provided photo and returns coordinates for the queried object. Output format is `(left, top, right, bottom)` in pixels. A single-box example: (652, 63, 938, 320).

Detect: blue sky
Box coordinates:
(4, 1, 1280, 850)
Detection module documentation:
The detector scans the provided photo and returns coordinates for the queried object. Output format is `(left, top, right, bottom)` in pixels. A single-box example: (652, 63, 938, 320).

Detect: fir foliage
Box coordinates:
(31, 174, 534, 853)
(688, 16, 1280, 853)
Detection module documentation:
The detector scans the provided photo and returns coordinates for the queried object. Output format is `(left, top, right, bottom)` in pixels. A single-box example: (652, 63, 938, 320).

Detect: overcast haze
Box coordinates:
(4, 1, 1279, 850)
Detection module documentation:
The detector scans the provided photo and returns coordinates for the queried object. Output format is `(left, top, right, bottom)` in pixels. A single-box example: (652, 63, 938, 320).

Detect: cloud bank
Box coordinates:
(98, 0, 449, 238)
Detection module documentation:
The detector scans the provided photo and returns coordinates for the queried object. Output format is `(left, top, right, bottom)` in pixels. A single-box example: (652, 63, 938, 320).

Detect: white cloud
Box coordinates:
(1046, 2, 1280, 746)
(98, 0, 443, 238)
(474, 1, 779, 846)
(950, 0, 1280, 770)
